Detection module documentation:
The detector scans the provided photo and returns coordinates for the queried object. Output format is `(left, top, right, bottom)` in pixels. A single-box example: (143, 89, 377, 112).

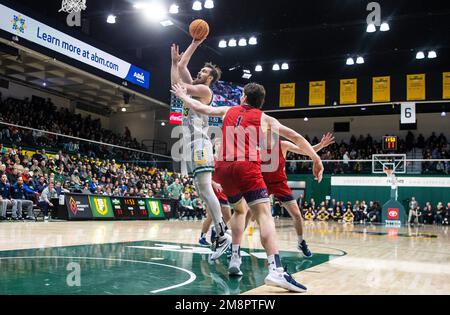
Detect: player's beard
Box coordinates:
(193, 76, 206, 85)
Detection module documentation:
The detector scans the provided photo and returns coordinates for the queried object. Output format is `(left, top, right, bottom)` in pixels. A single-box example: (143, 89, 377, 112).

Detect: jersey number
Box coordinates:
(235, 116, 243, 127)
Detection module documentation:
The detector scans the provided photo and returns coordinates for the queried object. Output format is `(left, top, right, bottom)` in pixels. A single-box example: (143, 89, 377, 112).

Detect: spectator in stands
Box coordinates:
(435, 202, 446, 225)
(0, 174, 16, 221)
(408, 198, 420, 225)
(11, 176, 37, 221)
(167, 178, 183, 200)
(367, 201, 380, 223)
(39, 182, 57, 221)
(444, 203, 450, 226)
(422, 203, 434, 224)
(179, 192, 194, 220)
(192, 192, 205, 220)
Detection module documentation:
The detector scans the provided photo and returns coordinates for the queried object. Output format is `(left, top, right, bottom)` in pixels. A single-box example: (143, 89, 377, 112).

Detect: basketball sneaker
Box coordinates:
(198, 237, 210, 247)
(264, 267, 307, 293)
(210, 233, 232, 261)
(228, 254, 243, 276)
(298, 240, 313, 258)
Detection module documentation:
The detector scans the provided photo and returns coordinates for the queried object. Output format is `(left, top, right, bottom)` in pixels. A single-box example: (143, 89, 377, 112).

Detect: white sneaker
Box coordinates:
(44, 216, 49, 221)
(210, 233, 232, 261)
(264, 267, 307, 293)
(228, 254, 243, 276)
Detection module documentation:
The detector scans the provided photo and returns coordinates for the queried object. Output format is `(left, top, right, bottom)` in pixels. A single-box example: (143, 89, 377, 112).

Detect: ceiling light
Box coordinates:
(161, 121, 166, 126)
(218, 40, 227, 48)
(160, 20, 174, 27)
(255, 65, 262, 72)
(361, 107, 366, 111)
(243, 69, 250, 74)
(143, 3, 167, 22)
(428, 51, 437, 59)
(228, 39, 237, 47)
(366, 23, 376, 33)
(192, 1, 202, 11)
(204, 0, 214, 9)
(441, 112, 447, 117)
(380, 22, 390, 32)
(346, 57, 355, 65)
(107, 15, 116, 24)
(242, 73, 252, 79)
(42, 82, 47, 87)
(281, 63, 289, 70)
(169, 4, 179, 14)
(121, 107, 127, 112)
(304, 117, 309, 122)
(356, 56, 365, 64)
(238, 38, 247, 47)
(416, 51, 425, 59)
(249, 36, 257, 45)
(272, 63, 280, 71)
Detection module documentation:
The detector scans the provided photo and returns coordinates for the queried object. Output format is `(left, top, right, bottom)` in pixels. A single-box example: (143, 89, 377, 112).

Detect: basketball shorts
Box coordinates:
(181, 138, 214, 177)
(214, 161, 269, 207)
(265, 180, 295, 204)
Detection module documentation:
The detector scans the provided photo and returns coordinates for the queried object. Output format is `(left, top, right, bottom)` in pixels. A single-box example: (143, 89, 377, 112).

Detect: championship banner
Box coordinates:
(407, 74, 426, 101)
(0, 4, 150, 89)
(372, 76, 391, 103)
(309, 81, 326, 106)
(340, 79, 357, 104)
(65, 194, 93, 220)
(146, 199, 166, 219)
(89, 195, 114, 219)
(279, 83, 296, 108)
(443, 72, 450, 99)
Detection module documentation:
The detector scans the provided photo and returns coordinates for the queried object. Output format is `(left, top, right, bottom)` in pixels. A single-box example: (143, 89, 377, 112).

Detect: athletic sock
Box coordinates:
(231, 244, 240, 257)
(298, 235, 304, 244)
(215, 221, 227, 238)
(200, 232, 206, 239)
(267, 254, 282, 272)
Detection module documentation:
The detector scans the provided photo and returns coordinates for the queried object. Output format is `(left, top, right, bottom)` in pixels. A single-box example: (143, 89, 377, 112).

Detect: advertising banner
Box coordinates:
(65, 194, 93, 219)
(89, 195, 115, 219)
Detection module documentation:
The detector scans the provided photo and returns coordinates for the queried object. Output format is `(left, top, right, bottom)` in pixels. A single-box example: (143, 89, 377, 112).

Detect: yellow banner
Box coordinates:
(407, 74, 426, 101)
(279, 83, 296, 108)
(340, 79, 357, 104)
(309, 81, 326, 106)
(443, 72, 450, 99)
(372, 76, 391, 102)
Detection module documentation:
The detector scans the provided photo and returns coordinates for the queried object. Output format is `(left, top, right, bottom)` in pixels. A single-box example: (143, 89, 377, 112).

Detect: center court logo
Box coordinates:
(11, 15, 26, 34)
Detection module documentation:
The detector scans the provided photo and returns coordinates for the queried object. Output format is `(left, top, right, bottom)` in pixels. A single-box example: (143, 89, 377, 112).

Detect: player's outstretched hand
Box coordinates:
(192, 37, 206, 46)
(171, 44, 183, 64)
(170, 83, 188, 100)
(212, 181, 223, 192)
(320, 132, 335, 149)
(313, 159, 324, 183)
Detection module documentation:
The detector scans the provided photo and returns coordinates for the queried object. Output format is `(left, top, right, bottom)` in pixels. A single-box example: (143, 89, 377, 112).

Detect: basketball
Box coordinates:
(189, 19, 209, 40)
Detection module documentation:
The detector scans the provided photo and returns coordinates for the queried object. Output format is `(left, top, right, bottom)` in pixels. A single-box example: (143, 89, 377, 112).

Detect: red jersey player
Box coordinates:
(172, 82, 323, 293)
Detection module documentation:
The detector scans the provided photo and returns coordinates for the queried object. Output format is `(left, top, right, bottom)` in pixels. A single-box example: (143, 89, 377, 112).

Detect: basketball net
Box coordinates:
(59, 0, 87, 13)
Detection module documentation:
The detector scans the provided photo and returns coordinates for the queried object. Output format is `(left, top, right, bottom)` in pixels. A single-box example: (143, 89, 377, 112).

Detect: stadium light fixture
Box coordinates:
(304, 117, 309, 122)
(169, 4, 179, 14)
(121, 107, 127, 112)
(356, 56, 365, 64)
(192, 1, 202, 11)
(160, 20, 174, 27)
(141, 3, 167, 22)
(255, 65, 262, 72)
(238, 38, 247, 47)
(204, 0, 214, 9)
(441, 112, 447, 117)
(380, 22, 390, 32)
(281, 63, 289, 70)
(428, 51, 437, 59)
(161, 121, 166, 126)
(272, 63, 280, 71)
(416, 51, 425, 59)
(249, 36, 257, 45)
(218, 40, 227, 48)
(366, 23, 376, 33)
(228, 39, 237, 47)
(107, 15, 116, 24)
(346, 57, 355, 65)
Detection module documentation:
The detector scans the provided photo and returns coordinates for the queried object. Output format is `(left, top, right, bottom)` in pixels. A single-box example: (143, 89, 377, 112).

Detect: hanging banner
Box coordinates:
(372, 76, 391, 103)
(309, 81, 326, 106)
(406, 74, 426, 101)
(340, 79, 357, 104)
(443, 72, 450, 100)
(279, 83, 296, 108)
(401, 102, 416, 124)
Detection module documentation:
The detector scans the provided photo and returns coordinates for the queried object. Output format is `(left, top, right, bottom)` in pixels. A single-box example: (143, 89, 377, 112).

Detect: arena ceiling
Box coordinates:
(2, 0, 450, 112)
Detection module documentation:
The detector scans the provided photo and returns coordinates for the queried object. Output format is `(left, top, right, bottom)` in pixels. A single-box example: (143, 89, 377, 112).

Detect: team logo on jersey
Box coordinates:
(194, 149, 208, 165)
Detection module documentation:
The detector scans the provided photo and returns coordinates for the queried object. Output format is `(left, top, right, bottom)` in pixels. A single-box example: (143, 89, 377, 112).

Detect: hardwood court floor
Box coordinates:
(0, 219, 448, 295)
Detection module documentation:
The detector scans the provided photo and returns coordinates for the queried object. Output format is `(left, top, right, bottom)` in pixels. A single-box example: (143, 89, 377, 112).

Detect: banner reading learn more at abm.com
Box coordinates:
(0, 3, 150, 89)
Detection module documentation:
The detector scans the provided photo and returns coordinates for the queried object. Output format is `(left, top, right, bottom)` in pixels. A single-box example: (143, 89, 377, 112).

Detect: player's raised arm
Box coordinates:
(170, 44, 183, 85)
(178, 38, 205, 85)
(281, 133, 335, 156)
(171, 83, 229, 118)
(262, 114, 324, 182)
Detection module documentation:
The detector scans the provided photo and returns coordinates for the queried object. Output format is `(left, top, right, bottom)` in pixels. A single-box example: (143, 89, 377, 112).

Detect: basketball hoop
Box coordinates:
(59, 0, 87, 13)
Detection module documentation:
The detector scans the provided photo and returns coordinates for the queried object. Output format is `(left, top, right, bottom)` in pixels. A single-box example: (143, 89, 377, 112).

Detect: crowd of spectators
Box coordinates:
(407, 197, 450, 225)
(286, 132, 449, 175)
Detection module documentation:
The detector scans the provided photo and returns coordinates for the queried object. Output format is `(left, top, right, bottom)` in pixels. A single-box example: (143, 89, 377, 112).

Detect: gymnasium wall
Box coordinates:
(109, 110, 156, 143)
(279, 113, 449, 142)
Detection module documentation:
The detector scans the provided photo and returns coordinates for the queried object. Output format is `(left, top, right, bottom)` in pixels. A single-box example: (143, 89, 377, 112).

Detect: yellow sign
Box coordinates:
(443, 72, 450, 99)
(309, 81, 326, 106)
(279, 83, 296, 107)
(372, 76, 391, 102)
(407, 74, 426, 101)
(340, 79, 357, 104)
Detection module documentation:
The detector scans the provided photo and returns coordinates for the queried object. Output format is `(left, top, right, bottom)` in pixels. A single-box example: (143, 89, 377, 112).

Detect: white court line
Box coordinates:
(0, 256, 196, 294)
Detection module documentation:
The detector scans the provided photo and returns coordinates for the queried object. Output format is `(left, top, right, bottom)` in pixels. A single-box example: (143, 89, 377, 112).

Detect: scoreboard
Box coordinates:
(383, 136, 398, 151)
(111, 197, 149, 220)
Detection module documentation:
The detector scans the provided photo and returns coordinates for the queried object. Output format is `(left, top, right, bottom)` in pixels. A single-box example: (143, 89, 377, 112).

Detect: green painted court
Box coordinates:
(0, 241, 343, 295)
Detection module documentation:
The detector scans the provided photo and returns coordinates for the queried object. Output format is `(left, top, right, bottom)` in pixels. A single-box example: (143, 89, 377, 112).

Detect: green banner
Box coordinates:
(146, 199, 165, 219)
(89, 195, 115, 218)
